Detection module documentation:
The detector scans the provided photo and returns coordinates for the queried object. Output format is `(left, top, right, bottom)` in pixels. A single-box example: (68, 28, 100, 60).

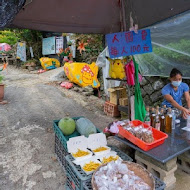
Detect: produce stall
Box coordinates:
(53, 116, 166, 190)
(52, 20, 189, 190)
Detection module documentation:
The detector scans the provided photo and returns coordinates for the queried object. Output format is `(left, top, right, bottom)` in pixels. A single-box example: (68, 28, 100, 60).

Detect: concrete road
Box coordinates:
(0, 66, 112, 190)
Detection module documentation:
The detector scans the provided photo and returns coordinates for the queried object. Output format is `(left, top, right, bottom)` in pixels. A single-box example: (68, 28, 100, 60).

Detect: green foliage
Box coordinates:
(140, 39, 190, 76)
(0, 75, 3, 83)
(0, 29, 43, 60)
(0, 30, 18, 45)
(154, 39, 190, 63)
(72, 34, 104, 63)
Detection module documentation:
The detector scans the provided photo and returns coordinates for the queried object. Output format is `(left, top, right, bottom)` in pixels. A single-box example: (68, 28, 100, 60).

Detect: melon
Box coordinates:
(76, 118, 97, 137)
(58, 117, 76, 135)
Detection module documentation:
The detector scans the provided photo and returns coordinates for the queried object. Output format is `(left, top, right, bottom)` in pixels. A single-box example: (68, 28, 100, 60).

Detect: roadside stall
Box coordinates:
(1, 1, 190, 190)
(51, 28, 169, 190)
(52, 22, 190, 189)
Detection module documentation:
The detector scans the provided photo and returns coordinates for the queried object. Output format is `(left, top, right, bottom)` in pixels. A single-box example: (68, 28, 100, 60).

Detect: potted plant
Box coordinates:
(0, 74, 4, 102)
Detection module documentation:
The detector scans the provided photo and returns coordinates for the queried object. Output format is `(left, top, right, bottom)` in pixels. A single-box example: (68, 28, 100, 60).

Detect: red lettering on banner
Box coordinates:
(141, 30, 147, 41)
(143, 44, 149, 52)
(121, 47, 128, 54)
(111, 47, 119, 56)
(137, 45, 141, 52)
(125, 32, 133, 43)
(130, 45, 141, 53)
(112, 34, 119, 43)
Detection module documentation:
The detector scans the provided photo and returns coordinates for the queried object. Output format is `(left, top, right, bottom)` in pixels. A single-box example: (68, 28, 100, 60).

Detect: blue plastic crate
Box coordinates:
(65, 145, 133, 190)
(83, 173, 166, 190)
(53, 116, 102, 151)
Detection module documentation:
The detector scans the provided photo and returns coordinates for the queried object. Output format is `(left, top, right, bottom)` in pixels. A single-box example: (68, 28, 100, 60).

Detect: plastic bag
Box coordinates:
(96, 47, 121, 95)
(60, 82, 73, 89)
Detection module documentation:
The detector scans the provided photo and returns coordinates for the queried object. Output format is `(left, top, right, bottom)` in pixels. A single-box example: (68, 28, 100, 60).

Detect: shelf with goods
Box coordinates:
(105, 77, 131, 120)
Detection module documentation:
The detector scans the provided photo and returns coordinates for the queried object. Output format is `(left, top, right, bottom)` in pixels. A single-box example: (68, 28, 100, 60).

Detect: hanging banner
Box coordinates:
(17, 42, 26, 62)
(42, 37, 56, 55)
(106, 29, 152, 58)
(56, 36, 64, 53)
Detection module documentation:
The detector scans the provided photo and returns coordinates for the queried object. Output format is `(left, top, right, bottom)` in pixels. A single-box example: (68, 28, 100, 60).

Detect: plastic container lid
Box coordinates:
(67, 135, 88, 153)
(87, 133, 107, 150)
(175, 119, 180, 124)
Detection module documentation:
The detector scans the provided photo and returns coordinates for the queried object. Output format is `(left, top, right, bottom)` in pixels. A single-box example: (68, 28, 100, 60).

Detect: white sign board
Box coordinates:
(42, 37, 56, 55)
(56, 36, 64, 53)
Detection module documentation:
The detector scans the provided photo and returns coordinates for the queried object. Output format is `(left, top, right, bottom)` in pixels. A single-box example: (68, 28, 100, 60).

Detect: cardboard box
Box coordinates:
(119, 97, 128, 106)
(108, 87, 127, 105)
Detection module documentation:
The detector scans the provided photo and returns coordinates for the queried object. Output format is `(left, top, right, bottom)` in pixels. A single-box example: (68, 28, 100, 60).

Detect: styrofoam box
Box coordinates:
(100, 154, 122, 163)
(67, 135, 92, 161)
(182, 127, 190, 140)
(79, 157, 102, 175)
(87, 133, 111, 156)
(96, 151, 120, 162)
(72, 155, 99, 165)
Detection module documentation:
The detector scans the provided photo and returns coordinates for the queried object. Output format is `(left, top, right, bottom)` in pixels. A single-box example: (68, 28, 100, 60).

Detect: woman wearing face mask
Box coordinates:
(162, 68, 190, 118)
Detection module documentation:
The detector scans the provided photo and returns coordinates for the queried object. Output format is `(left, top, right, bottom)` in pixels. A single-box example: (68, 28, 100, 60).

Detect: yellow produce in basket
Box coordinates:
(93, 146, 108, 152)
(83, 161, 101, 172)
(72, 149, 90, 157)
(102, 155, 119, 164)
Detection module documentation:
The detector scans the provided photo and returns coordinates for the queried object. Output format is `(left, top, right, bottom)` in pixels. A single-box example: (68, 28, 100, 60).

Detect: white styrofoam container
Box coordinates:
(87, 133, 111, 156)
(182, 127, 190, 140)
(72, 155, 99, 165)
(99, 151, 122, 163)
(80, 157, 102, 175)
(67, 135, 92, 161)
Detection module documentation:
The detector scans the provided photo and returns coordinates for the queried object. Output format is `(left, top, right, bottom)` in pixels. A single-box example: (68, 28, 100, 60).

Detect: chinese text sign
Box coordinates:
(106, 29, 152, 58)
(42, 37, 56, 55)
(17, 42, 26, 62)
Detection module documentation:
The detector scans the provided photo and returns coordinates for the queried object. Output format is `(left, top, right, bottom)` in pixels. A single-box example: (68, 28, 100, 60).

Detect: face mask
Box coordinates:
(171, 81, 182, 87)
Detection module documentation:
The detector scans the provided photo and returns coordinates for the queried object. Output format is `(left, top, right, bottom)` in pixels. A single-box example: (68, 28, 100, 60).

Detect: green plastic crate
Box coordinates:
(53, 116, 102, 152)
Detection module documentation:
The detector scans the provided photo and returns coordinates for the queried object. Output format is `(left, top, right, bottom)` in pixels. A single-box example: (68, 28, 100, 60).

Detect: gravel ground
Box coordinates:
(0, 66, 189, 190)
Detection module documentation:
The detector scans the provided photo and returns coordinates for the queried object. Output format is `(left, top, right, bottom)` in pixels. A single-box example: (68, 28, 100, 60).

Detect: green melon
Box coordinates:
(58, 117, 76, 135)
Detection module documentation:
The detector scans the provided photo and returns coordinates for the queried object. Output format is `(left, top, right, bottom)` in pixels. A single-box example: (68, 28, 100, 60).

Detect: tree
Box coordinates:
(0, 29, 43, 60)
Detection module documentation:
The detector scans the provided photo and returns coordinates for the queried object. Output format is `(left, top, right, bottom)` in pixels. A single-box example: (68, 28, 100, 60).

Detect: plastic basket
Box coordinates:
(118, 120, 168, 151)
(104, 101, 120, 117)
(53, 117, 102, 152)
(65, 145, 132, 190)
(66, 172, 80, 190)
(83, 175, 165, 190)
(55, 133, 69, 168)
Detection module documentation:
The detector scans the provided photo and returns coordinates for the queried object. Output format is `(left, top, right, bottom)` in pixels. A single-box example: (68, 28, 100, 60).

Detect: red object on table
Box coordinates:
(118, 120, 168, 151)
